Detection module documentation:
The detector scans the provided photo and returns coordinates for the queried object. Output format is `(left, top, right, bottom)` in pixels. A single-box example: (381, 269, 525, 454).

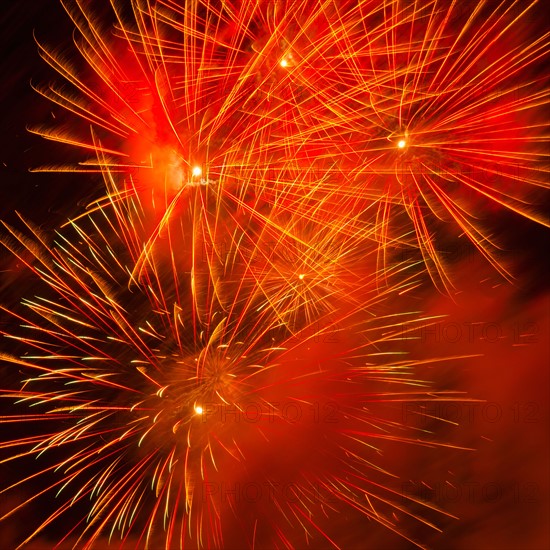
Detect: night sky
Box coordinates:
(1, 1, 549, 549)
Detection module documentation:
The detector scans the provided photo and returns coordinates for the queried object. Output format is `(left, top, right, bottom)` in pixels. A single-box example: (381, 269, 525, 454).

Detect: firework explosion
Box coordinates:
(1, 0, 548, 549)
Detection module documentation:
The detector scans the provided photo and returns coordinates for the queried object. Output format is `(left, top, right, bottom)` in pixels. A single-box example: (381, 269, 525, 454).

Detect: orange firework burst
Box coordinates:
(1, 197, 472, 549)
(281, 0, 550, 289)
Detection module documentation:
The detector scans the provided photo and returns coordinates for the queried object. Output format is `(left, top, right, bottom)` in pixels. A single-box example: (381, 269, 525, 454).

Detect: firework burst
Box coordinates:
(28, 0, 550, 290)
(289, 0, 550, 289)
(1, 199, 470, 549)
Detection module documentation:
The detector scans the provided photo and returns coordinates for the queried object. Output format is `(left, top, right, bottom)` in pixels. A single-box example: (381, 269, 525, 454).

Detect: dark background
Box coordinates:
(0, 1, 548, 549)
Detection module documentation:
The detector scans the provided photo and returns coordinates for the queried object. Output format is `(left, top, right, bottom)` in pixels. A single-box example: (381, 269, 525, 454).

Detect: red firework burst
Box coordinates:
(29, 1, 549, 288)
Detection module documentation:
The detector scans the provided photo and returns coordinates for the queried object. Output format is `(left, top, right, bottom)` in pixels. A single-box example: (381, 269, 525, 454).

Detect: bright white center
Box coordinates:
(397, 139, 406, 149)
(192, 166, 202, 178)
(194, 405, 203, 414)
